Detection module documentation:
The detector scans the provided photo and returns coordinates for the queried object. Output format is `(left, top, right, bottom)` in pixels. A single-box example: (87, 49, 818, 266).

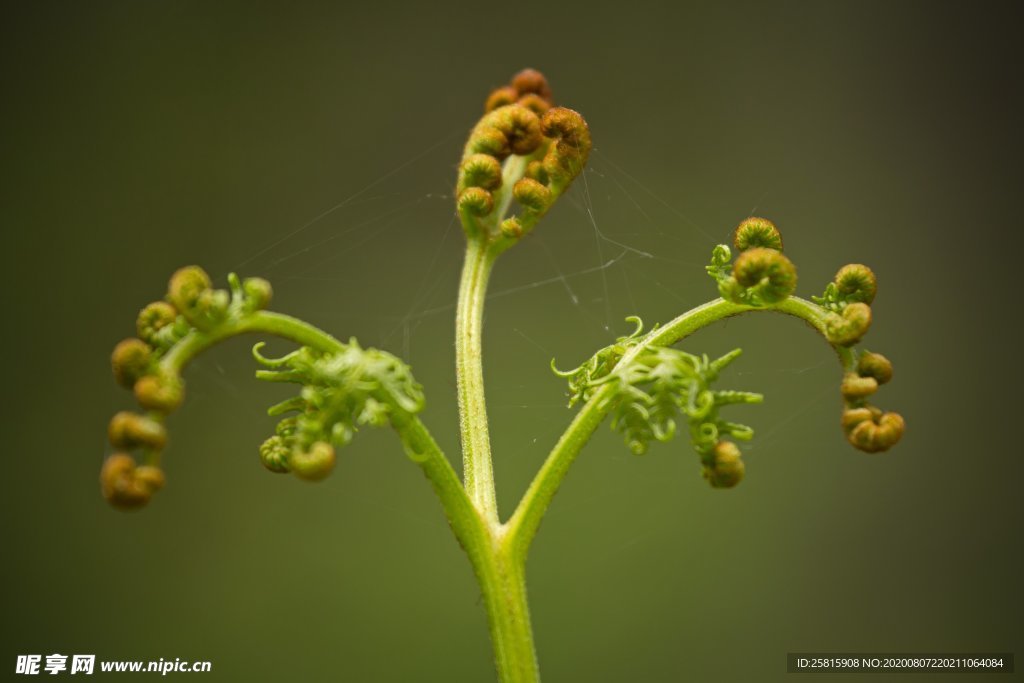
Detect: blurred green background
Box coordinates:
(2, 1, 1021, 681)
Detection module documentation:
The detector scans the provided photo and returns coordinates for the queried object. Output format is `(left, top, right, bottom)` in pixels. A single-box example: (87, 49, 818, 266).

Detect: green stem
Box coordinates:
(505, 296, 851, 556)
(456, 238, 500, 523)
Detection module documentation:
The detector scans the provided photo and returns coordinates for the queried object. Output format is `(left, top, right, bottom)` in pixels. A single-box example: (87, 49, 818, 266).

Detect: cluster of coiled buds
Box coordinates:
(104, 266, 273, 508)
(554, 318, 761, 488)
(812, 265, 905, 451)
(706, 218, 798, 307)
(252, 338, 425, 481)
(839, 351, 904, 452)
(457, 69, 592, 242)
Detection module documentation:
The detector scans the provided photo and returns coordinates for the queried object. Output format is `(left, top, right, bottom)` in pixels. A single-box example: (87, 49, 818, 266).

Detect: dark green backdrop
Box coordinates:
(3, 1, 1020, 681)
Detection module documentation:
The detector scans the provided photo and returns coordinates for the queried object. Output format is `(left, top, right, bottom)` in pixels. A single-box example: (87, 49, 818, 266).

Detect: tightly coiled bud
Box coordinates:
(167, 266, 228, 331)
(825, 302, 872, 346)
(704, 441, 745, 489)
(134, 370, 184, 414)
(857, 352, 893, 385)
(259, 435, 291, 473)
(484, 68, 554, 114)
(108, 411, 167, 450)
(733, 217, 783, 252)
(458, 187, 494, 217)
(834, 264, 877, 305)
(242, 277, 273, 312)
(459, 153, 503, 192)
(540, 107, 592, 189)
(484, 86, 518, 112)
(513, 177, 552, 212)
(844, 411, 905, 453)
(840, 372, 878, 400)
(100, 454, 165, 510)
(723, 247, 797, 306)
(290, 441, 336, 481)
(111, 338, 153, 389)
(136, 302, 178, 347)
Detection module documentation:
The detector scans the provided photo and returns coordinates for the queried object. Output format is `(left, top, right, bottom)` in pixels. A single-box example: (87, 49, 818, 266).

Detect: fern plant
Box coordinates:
(101, 69, 904, 682)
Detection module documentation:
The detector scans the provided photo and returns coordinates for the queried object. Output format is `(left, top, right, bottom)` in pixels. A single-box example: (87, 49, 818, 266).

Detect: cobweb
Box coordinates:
(187, 126, 837, 508)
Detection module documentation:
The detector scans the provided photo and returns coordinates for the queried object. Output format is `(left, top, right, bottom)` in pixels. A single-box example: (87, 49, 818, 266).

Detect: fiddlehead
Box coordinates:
(456, 69, 591, 247)
(102, 265, 428, 508)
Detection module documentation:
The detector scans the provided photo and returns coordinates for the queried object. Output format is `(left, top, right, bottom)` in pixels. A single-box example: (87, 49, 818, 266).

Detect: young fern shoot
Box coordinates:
(101, 69, 904, 683)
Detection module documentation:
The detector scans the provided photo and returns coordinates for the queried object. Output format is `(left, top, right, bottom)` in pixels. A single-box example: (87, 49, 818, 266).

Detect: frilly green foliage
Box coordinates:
(253, 338, 425, 477)
(554, 318, 761, 487)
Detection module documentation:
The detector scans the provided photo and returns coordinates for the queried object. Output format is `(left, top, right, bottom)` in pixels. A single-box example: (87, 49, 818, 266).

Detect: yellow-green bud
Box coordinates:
(841, 406, 878, 433)
(847, 411, 905, 453)
(731, 247, 797, 304)
(290, 441, 336, 481)
(108, 411, 167, 450)
(704, 441, 745, 489)
(825, 302, 872, 346)
(500, 217, 523, 239)
(259, 435, 291, 473)
(525, 160, 549, 185)
(484, 85, 518, 113)
(243, 277, 273, 311)
(100, 454, 164, 510)
(834, 264, 877, 305)
(459, 153, 503, 191)
(733, 217, 783, 252)
(841, 372, 878, 400)
(517, 93, 551, 116)
(136, 302, 178, 346)
(134, 371, 184, 414)
(111, 338, 153, 389)
(857, 351, 893, 384)
(513, 177, 552, 212)
(167, 265, 212, 312)
(458, 187, 494, 217)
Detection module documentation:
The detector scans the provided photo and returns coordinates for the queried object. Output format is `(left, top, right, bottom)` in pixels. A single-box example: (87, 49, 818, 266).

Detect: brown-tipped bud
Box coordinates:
(513, 177, 552, 212)
(136, 302, 178, 346)
(459, 153, 503, 191)
(500, 217, 523, 239)
(259, 435, 291, 474)
(857, 352, 893, 385)
(290, 441, 336, 481)
(704, 441, 745, 489)
(511, 68, 553, 102)
(525, 160, 549, 185)
(834, 264, 877, 305)
(731, 247, 798, 304)
(492, 104, 543, 156)
(847, 411, 905, 453)
(841, 372, 878, 400)
(134, 371, 184, 414)
(111, 338, 153, 389)
(243, 277, 273, 311)
(458, 187, 494, 217)
(108, 411, 167, 450)
(485, 86, 518, 113)
(733, 217, 783, 252)
(825, 302, 872, 346)
(100, 454, 163, 510)
(540, 107, 592, 186)
(517, 93, 551, 116)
